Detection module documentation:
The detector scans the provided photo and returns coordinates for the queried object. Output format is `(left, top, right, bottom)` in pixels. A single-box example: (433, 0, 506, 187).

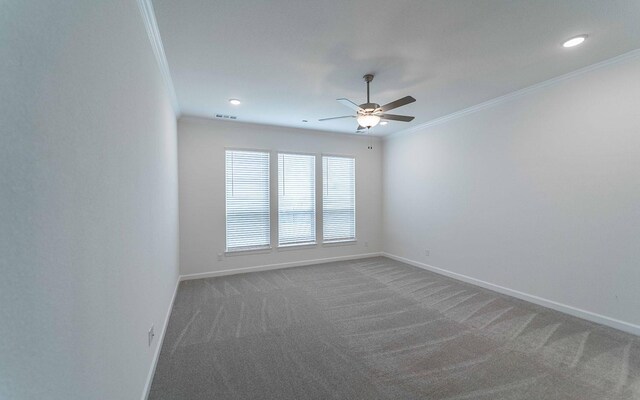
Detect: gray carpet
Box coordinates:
(149, 257, 640, 399)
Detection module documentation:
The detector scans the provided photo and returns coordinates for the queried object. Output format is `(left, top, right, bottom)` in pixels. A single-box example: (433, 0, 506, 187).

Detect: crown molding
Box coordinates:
(386, 48, 640, 140)
(137, 0, 180, 116)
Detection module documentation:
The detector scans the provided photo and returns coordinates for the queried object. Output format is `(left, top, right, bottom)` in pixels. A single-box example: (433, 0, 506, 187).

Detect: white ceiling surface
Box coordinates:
(152, 0, 640, 136)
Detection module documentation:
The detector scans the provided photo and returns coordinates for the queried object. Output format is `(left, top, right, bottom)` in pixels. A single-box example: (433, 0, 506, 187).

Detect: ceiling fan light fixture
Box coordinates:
(319, 74, 415, 130)
(357, 114, 381, 128)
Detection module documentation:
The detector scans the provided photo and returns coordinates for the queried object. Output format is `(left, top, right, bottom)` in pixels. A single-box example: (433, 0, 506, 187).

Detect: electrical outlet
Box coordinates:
(425, 249, 430, 257)
(364, 241, 369, 248)
(217, 253, 223, 261)
(148, 325, 155, 347)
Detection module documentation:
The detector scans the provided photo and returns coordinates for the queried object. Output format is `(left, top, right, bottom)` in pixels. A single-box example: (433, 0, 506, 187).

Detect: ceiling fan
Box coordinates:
(319, 74, 416, 132)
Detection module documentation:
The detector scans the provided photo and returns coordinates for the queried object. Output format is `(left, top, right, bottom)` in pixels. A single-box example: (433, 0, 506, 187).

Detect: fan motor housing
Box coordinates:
(359, 102, 380, 112)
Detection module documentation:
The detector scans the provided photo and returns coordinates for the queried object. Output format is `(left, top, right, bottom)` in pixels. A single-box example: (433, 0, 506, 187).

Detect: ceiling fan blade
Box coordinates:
(337, 98, 363, 111)
(356, 125, 367, 131)
(379, 96, 416, 112)
(379, 113, 415, 122)
(318, 115, 355, 121)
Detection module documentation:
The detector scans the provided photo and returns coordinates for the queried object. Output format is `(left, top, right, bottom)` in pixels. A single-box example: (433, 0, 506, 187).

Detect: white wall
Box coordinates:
(383, 53, 640, 331)
(0, 2, 178, 399)
(178, 117, 382, 276)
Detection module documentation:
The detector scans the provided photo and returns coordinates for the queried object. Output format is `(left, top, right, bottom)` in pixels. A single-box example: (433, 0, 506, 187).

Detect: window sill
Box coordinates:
(322, 239, 357, 247)
(225, 247, 272, 257)
(277, 242, 317, 251)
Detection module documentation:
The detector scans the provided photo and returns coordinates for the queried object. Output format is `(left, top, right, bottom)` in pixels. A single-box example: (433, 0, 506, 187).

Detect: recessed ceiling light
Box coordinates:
(228, 98, 241, 105)
(563, 34, 588, 48)
(380, 121, 388, 126)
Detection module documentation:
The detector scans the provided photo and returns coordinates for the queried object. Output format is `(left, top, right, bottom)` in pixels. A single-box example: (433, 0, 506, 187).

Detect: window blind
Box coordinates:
(323, 156, 355, 241)
(225, 150, 270, 251)
(278, 153, 316, 246)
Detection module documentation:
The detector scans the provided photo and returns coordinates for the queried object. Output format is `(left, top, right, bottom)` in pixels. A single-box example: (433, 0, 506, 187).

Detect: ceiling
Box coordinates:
(152, 0, 640, 136)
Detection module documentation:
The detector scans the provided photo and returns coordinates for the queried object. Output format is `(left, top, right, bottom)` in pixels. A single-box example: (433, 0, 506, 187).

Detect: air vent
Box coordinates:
(215, 114, 237, 120)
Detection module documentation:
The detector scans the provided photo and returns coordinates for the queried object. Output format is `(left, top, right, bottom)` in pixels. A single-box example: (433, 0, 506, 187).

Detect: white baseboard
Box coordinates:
(383, 252, 640, 336)
(180, 252, 384, 281)
(141, 276, 181, 400)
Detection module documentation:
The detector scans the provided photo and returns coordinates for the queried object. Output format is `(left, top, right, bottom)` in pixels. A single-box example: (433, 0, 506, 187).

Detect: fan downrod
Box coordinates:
(362, 74, 377, 109)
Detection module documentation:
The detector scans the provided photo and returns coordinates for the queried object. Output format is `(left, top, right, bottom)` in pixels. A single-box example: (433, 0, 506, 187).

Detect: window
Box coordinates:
(225, 150, 270, 251)
(323, 156, 355, 242)
(278, 153, 316, 246)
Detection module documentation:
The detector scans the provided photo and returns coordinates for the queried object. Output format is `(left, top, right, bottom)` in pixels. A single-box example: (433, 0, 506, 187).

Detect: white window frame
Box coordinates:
(276, 151, 318, 248)
(223, 149, 357, 255)
(224, 147, 272, 254)
(321, 154, 357, 244)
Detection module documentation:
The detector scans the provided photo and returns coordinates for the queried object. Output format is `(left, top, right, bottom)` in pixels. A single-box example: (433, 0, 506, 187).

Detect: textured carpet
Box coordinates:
(149, 257, 640, 399)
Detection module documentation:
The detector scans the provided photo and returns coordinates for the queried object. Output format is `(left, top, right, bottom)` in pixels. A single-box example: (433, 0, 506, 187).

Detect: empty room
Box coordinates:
(2, 1, 640, 399)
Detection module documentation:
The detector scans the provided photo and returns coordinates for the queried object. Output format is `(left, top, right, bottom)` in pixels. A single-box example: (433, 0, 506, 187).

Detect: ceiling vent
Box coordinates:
(215, 114, 237, 120)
